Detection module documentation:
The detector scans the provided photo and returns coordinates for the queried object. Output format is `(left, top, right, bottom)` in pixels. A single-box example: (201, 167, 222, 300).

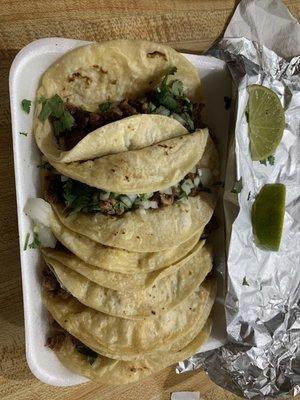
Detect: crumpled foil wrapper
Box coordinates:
(176, 27, 300, 400)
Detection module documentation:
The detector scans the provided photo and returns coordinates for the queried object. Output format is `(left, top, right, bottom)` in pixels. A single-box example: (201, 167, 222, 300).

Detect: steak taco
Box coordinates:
(47, 319, 212, 385)
(34, 40, 203, 163)
(42, 278, 216, 360)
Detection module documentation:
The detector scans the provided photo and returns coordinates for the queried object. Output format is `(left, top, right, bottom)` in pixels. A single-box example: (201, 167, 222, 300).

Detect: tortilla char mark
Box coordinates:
(68, 71, 92, 86)
(147, 51, 168, 61)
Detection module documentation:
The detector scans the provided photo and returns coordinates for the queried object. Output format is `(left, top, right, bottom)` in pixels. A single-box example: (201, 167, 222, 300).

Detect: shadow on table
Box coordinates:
(0, 48, 32, 382)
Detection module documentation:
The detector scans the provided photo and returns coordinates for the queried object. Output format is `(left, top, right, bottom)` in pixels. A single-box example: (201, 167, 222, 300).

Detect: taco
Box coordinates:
(34, 40, 202, 163)
(49, 210, 202, 273)
(47, 319, 212, 385)
(42, 240, 205, 291)
(42, 278, 216, 360)
(52, 194, 215, 252)
(43, 242, 212, 318)
(48, 129, 208, 194)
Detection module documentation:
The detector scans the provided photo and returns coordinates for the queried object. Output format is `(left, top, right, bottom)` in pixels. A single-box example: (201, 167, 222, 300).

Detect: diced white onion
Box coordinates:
(24, 198, 56, 248)
(198, 168, 213, 186)
(155, 106, 170, 116)
(24, 198, 52, 228)
(181, 179, 194, 195)
(140, 200, 158, 210)
(36, 224, 56, 248)
(119, 195, 132, 208)
(171, 113, 186, 125)
(99, 191, 110, 200)
(194, 176, 201, 187)
(127, 194, 137, 203)
(160, 187, 173, 195)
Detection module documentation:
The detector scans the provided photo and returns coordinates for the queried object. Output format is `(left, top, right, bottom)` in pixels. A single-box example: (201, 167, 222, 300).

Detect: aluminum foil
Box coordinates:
(176, 2, 300, 398)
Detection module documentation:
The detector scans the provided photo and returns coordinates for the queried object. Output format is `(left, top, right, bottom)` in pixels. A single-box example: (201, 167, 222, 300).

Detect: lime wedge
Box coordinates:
(247, 85, 285, 161)
(252, 183, 285, 251)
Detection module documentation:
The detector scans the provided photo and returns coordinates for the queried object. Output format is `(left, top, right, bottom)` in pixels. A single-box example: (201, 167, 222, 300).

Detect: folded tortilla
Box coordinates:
(46, 243, 212, 318)
(42, 240, 205, 291)
(53, 319, 212, 385)
(52, 194, 215, 252)
(49, 210, 201, 273)
(42, 279, 216, 360)
(48, 129, 208, 194)
(34, 40, 200, 162)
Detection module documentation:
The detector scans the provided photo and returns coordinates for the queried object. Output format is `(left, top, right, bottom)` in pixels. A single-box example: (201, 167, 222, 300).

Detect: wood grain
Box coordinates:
(0, 1, 299, 399)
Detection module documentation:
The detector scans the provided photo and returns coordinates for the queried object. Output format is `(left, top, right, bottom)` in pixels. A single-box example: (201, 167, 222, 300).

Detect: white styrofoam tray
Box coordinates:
(9, 38, 231, 387)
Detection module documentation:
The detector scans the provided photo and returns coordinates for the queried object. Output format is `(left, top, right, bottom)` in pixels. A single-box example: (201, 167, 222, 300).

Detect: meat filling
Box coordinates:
(42, 268, 70, 299)
(44, 162, 211, 217)
(58, 96, 203, 151)
(40, 67, 205, 150)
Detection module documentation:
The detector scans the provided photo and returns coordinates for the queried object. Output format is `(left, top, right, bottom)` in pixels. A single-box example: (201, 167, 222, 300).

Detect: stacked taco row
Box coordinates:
(32, 40, 219, 385)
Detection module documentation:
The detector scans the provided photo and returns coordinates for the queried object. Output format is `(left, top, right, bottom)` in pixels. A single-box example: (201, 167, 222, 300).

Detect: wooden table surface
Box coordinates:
(1, 1, 299, 399)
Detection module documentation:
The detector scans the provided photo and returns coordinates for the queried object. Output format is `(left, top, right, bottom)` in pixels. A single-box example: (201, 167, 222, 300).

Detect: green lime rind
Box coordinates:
(247, 85, 285, 161)
(252, 183, 286, 251)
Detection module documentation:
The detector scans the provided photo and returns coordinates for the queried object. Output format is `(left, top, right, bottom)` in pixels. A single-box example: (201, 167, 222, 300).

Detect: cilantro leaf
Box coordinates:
(148, 102, 156, 113)
(182, 112, 194, 132)
(160, 66, 177, 91)
(99, 102, 111, 112)
(75, 344, 97, 365)
(62, 179, 95, 213)
(157, 93, 179, 112)
(28, 230, 41, 249)
(170, 80, 184, 97)
(260, 155, 275, 166)
(19, 132, 28, 136)
(149, 66, 195, 132)
(23, 233, 30, 250)
(38, 95, 74, 137)
(24, 225, 41, 251)
(231, 178, 243, 194)
(242, 276, 250, 286)
(38, 100, 52, 122)
(21, 99, 32, 114)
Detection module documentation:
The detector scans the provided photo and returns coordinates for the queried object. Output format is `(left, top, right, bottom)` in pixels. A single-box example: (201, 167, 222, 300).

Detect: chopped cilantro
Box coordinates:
(99, 102, 111, 112)
(75, 344, 97, 365)
(21, 99, 32, 114)
(149, 66, 195, 132)
(170, 80, 184, 97)
(231, 178, 243, 194)
(19, 132, 28, 136)
(62, 179, 95, 213)
(260, 155, 275, 166)
(260, 159, 267, 166)
(28, 230, 41, 249)
(24, 227, 41, 250)
(148, 102, 156, 113)
(38, 95, 74, 137)
(23, 233, 30, 251)
(242, 276, 250, 286)
(224, 96, 232, 110)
